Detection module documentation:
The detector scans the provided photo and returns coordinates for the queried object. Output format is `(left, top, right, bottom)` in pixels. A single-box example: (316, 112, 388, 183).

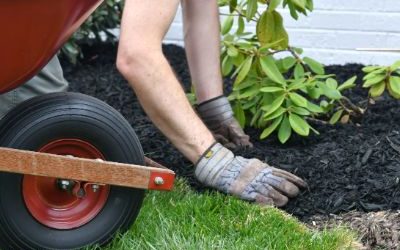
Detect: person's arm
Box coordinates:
(116, 0, 215, 163)
(181, 0, 223, 103)
(117, 0, 306, 207)
(182, 0, 252, 148)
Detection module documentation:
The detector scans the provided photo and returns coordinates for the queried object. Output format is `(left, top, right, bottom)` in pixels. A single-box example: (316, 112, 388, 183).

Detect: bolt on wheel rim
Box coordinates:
(22, 139, 110, 229)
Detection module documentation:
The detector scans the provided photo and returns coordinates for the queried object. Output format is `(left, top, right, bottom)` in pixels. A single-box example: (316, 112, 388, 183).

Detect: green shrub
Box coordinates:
(362, 61, 400, 99)
(218, 0, 361, 143)
(61, 0, 123, 64)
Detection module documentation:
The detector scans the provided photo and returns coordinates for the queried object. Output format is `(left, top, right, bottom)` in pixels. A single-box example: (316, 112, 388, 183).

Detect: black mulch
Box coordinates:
(61, 43, 400, 248)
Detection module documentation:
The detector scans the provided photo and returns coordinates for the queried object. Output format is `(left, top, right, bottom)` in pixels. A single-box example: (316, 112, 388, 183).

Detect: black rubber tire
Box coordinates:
(0, 92, 145, 250)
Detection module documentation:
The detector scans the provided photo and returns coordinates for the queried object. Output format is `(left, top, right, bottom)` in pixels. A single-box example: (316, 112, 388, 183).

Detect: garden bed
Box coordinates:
(61, 43, 400, 249)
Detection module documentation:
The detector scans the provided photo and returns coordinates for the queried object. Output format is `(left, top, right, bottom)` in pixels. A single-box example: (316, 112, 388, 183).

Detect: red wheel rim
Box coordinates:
(22, 139, 110, 229)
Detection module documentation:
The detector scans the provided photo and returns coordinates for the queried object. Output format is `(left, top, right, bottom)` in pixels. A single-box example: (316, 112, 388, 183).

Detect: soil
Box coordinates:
(60, 43, 400, 249)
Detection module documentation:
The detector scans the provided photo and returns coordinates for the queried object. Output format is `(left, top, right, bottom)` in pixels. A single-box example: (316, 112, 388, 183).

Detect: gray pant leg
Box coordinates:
(0, 56, 68, 119)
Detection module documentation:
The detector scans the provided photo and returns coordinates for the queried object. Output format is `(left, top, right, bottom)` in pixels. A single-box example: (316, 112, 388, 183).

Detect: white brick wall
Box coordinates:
(164, 0, 400, 65)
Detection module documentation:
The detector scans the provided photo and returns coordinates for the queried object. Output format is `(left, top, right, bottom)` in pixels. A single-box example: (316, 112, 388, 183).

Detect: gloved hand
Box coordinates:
(195, 143, 307, 207)
(197, 96, 252, 149)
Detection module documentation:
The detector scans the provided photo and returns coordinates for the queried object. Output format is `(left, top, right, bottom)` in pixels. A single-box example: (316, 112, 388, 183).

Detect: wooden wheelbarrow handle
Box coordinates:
(0, 147, 175, 191)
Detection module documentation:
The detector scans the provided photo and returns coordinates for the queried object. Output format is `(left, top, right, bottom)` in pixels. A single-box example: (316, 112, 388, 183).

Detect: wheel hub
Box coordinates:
(22, 139, 110, 229)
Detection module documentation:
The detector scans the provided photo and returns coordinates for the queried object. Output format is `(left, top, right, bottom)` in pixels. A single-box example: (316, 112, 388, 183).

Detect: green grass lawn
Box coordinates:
(101, 179, 358, 250)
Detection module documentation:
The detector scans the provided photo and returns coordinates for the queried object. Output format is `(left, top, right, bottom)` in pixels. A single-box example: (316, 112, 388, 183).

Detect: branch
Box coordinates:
(340, 96, 365, 116)
(219, 8, 258, 23)
(305, 117, 329, 126)
(287, 46, 303, 62)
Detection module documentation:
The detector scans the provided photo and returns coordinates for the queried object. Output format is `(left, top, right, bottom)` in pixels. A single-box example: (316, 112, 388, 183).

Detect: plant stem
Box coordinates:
(219, 8, 258, 22)
(306, 117, 329, 126)
(341, 96, 364, 116)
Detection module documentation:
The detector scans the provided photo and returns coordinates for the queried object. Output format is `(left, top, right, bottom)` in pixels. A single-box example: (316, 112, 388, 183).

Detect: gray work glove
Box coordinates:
(195, 143, 307, 207)
(197, 96, 252, 149)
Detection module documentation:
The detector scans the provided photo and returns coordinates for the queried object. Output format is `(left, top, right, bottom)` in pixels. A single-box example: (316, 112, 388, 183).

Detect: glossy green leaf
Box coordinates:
(389, 76, 400, 95)
(369, 81, 385, 98)
(223, 34, 235, 42)
(338, 76, 357, 91)
(246, 0, 258, 21)
(326, 78, 338, 89)
(257, 11, 288, 49)
(264, 106, 286, 120)
(232, 53, 245, 66)
(390, 60, 400, 71)
(303, 57, 325, 75)
(288, 78, 306, 90)
(227, 92, 237, 102)
(291, 106, 311, 116)
(363, 74, 386, 88)
(288, 92, 308, 107)
(259, 39, 286, 53)
(272, 11, 289, 49)
(294, 63, 304, 79)
(234, 102, 246, 128)
(262, 94, 286, 116)
(305, 0, 314, 10)
(221, 16, 234, 35)
(289, 113, 310, 136)
(260, 115, 283, 139)
(229, 0, 238, 12)
(278, 115, 292, 143)
(363, 73, 379, 81)
(227, 46, 239, 57)
(288, 1, 299, 19)
(320, 100, 329, 109)
(329, 109, 343, 125)
(233, 79, 257, 91)
(238, 86, 259, 98)
(362, 66, 381, 73)
(259, 56, 286, 85)
(282, 57, 297, 70)
(234, 56, 253, 86)
(306, 86, 321, 99)
(306, 101, 323, 113)
(250, 109, 262, 126)
(222, 56, 233, 76)
(262, 92, 275, 106)
(260, 86, 285, 93)
(292, 0, 306, 10)
(237, 16, 245, 35)
(242, 96, 259, 109)
(268, 0, 282, 11)
(363, 68, 387, 81)
(317, 82, 342, 100)
(388, 79, 400, 99)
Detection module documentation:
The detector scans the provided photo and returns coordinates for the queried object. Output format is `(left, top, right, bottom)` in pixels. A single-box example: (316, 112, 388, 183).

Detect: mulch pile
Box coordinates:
(61, 43, 400, 249)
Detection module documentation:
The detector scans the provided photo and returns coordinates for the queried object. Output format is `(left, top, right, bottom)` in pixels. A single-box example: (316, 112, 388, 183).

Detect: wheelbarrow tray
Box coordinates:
(0, 0, 103, 94)
(0, 0, 175, 191)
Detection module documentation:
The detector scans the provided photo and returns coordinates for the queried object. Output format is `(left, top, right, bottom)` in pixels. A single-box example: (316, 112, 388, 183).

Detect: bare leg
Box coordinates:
(117, 0, 215, 163)
(182, 0, 224, 103)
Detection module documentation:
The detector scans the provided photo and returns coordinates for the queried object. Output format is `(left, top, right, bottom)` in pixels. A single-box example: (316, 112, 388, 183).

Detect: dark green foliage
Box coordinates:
(61, 0, 123, 63)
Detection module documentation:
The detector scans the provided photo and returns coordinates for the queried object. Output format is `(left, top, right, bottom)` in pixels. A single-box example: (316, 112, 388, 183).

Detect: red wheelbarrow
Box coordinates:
(0, 1, 175, 249)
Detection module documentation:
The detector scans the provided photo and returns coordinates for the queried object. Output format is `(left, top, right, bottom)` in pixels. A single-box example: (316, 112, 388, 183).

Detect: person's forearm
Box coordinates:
(118, 52, 214, 162)
(182, 0, 223, 103)
(117, 0, 215, 163)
